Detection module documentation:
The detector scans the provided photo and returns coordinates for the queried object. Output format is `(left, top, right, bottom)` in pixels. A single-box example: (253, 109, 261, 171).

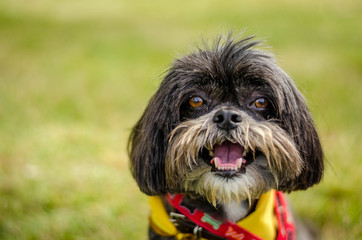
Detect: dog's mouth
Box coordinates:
(201, 141, 254, 177)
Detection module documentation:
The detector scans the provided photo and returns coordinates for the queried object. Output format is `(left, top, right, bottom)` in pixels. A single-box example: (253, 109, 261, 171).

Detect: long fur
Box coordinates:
(166, 109, 302, 205)
(129, 34, 323, 200)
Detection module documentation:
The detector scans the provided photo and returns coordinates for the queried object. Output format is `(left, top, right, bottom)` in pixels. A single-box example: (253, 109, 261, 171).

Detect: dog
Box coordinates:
(128, 34, 324, 240)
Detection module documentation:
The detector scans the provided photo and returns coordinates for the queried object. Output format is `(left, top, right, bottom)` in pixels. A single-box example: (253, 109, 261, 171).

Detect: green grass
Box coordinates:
(0, 0, 361, 239)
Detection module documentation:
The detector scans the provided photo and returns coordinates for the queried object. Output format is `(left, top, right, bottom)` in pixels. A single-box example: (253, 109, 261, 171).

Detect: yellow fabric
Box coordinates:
(149, 189, 277, 240)
(149, 196, 178, 236)
(236, 190, 277, 240)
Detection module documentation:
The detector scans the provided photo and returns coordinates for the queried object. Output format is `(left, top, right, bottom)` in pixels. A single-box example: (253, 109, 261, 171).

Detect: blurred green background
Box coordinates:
(0, 0, 361, 239)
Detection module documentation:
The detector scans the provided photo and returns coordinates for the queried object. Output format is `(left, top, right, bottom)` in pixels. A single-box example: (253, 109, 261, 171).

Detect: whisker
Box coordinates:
(165, 110, 302, 204)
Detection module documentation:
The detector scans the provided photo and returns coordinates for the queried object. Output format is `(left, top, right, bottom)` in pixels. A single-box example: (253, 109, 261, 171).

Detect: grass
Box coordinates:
(0, 0, 361, 239)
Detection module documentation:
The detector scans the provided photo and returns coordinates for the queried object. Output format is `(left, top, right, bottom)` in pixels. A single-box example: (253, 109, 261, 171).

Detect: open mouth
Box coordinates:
(201, 141, 254, 176)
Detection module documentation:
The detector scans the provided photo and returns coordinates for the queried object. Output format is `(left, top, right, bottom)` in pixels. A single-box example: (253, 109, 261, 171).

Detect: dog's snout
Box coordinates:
(212, 109, 241, 130)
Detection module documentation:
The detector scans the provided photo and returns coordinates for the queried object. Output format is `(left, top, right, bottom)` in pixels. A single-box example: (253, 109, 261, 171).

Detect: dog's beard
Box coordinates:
(165, 109, 303, 205)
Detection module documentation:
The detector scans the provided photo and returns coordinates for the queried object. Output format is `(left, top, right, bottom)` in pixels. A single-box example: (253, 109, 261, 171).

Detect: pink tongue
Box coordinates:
(214, 142, 244, 165)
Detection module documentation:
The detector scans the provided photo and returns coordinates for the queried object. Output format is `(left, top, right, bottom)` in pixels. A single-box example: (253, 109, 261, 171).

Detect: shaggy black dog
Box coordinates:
(129, 34, 323, 240)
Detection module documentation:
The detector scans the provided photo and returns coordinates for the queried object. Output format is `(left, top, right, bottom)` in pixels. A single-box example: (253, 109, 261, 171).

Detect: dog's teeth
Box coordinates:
(237, 158, 242, 168)
(242, 149, 247, 157)
(209, 150, 214, 157)
(212, 158, 219, 168)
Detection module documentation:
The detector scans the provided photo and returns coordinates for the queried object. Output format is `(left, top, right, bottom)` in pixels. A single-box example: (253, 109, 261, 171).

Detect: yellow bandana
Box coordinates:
(149, 190, 277, 240)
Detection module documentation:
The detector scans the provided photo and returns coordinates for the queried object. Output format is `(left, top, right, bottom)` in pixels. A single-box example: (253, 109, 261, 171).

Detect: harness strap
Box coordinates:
(274, 191, 296, 240)
(149, 190, 296, 240)
(166, 194, 262, 240)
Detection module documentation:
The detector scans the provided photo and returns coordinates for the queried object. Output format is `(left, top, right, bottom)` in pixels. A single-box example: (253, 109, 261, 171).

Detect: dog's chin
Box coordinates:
(182, 150, 278, 206)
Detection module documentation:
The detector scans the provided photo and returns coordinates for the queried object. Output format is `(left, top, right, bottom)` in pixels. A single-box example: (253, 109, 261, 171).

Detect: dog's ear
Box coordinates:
(128, 71, 183, 195)
(128, 118, 167, 195)
(277, 75, 324, 191)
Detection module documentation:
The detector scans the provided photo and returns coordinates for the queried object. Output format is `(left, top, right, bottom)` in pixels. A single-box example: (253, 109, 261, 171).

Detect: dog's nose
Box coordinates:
(212, 109, 241, 130)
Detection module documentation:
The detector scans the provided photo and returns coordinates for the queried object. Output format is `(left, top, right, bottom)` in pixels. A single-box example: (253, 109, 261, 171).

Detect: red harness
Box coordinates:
(166, 191, 295, 240)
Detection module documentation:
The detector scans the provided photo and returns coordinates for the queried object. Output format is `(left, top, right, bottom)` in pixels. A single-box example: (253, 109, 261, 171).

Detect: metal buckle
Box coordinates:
(193, 225, 203, 239)
(169, 212, 186, 227)
(170, 212, 203, 240)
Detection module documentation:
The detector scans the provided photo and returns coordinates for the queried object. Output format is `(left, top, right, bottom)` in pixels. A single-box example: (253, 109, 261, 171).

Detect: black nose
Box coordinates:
(212, 109, 242, 130)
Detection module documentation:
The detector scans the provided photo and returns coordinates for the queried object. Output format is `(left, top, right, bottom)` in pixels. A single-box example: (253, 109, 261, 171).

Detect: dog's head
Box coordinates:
(129, 35, 323, 205)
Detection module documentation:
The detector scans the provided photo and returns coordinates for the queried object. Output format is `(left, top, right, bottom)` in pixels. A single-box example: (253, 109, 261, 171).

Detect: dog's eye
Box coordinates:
(189, 96, 204, 108)
(253, 98, 269, 109)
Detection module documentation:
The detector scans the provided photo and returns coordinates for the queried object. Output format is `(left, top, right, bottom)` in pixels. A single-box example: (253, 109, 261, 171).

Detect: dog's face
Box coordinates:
(129, 35, 323, 205)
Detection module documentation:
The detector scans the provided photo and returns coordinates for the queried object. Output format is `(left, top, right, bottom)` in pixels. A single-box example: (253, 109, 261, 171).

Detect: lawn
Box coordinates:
(0, 0, 361, 239)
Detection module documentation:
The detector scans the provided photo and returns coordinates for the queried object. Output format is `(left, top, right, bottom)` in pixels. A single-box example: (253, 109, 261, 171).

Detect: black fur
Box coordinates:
(129, 34, 323, 195)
